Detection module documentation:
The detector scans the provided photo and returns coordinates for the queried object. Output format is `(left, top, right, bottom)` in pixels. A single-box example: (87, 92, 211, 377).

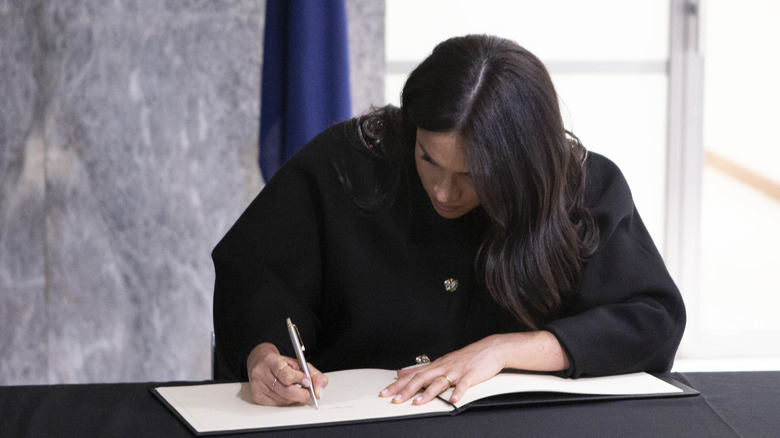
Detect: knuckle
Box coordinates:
(278, 372, 295, 386)
(278, 366, 298, 383)
(410, 372, 429, 386)
(422, 386, 438, 398)
(249, 365, 264, 380)
(384, 382, 401, 395)
(457, 374, 474, 387)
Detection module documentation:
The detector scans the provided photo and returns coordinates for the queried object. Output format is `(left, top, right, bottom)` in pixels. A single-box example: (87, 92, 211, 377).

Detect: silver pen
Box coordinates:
(286, 318, 319, 408)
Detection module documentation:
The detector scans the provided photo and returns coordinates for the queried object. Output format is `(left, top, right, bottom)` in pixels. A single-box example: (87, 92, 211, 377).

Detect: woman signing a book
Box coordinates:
(212, 34, 686, 407)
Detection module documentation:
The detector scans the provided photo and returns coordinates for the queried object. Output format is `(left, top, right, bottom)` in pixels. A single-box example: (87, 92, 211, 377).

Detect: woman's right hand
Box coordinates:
(246, 342, 328, 406)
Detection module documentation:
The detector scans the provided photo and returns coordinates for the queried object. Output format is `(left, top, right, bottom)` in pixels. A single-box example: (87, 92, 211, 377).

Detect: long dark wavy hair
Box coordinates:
(397, 35, 599, 329)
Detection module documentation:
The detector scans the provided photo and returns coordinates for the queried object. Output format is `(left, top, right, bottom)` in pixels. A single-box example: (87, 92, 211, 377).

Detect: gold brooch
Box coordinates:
(444, 278, 459, 292)
(415, 354, 431, 365)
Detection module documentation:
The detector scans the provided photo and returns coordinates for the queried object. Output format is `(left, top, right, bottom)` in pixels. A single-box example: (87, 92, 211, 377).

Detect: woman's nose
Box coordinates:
(434, 177, 460, 203)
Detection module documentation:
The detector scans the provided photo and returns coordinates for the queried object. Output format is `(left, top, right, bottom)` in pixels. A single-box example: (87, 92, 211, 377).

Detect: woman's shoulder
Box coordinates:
(582, 151, 636, 233)
(584, 152, 632, 205)
(262, 106, 405, 210)
(276, 106, 402, 179)
(292, 105, 401, 159)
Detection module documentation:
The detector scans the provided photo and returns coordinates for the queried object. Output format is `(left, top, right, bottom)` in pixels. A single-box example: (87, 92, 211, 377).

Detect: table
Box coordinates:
(1, 372, 777, 437)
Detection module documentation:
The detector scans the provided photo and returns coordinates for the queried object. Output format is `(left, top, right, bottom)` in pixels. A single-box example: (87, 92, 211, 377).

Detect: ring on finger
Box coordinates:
(440, 375, 452, 387)
(272, 377, 278, 389)
(276, 363, 289, 376)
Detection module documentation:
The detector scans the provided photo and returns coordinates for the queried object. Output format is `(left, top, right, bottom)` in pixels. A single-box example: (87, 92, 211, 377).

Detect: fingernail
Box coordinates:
(379, 388, 389, 396)
(413, 395, 422, 404)
(392, 394, 403, 402)
(450, 393, 460, 402)
(302, 378, 311, 388)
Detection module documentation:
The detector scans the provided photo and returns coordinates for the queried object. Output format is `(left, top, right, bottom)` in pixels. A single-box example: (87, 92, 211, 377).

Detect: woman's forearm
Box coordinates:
(494, 330, 570, 372)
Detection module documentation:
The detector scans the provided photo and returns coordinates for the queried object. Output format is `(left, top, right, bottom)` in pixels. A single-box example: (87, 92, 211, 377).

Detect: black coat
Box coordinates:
(212, 117, 686, 380)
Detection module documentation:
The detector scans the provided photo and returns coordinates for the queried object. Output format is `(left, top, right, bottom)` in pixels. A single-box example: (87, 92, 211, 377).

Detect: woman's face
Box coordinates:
(414, 128, 481, 219)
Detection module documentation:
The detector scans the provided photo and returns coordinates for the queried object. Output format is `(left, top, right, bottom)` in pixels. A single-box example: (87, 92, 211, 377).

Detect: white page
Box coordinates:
(442, 371, 683, 409)
(155, 369, 452, 434)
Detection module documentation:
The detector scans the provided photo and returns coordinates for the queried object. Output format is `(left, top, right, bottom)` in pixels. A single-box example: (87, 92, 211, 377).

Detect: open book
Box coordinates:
(153, 369, 696, 435)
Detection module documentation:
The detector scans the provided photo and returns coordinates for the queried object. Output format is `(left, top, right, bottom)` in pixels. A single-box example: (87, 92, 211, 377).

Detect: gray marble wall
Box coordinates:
(0, 0, 385, 384)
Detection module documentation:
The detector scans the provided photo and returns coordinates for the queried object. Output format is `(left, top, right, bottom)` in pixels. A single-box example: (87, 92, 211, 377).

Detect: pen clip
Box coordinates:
(287, 319, 305, 351)
(293, 324, 305, 351)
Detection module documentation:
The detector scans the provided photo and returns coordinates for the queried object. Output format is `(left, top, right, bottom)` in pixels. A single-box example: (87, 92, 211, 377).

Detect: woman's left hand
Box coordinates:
(379, 331, 569, 405)
(379, 335, 505, 405)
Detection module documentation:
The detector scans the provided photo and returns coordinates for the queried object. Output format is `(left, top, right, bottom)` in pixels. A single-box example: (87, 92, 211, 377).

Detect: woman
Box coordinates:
(212, 35, 686, 407)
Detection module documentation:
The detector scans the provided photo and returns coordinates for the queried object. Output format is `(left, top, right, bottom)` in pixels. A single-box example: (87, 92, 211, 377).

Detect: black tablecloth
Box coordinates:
(1, 372, 777, 437)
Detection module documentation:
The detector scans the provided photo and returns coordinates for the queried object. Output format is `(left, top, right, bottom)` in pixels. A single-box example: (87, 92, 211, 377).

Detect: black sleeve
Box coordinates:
(211, 154, 325, 380)
(544, 155, 686, 378)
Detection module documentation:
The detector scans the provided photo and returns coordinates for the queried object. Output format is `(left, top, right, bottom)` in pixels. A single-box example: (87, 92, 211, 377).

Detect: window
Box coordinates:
(686, 0, 780, 360)
(386, 0, 780, 368)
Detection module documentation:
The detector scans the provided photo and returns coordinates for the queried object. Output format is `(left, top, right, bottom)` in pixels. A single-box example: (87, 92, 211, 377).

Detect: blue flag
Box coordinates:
(259, 0, 352, 181)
